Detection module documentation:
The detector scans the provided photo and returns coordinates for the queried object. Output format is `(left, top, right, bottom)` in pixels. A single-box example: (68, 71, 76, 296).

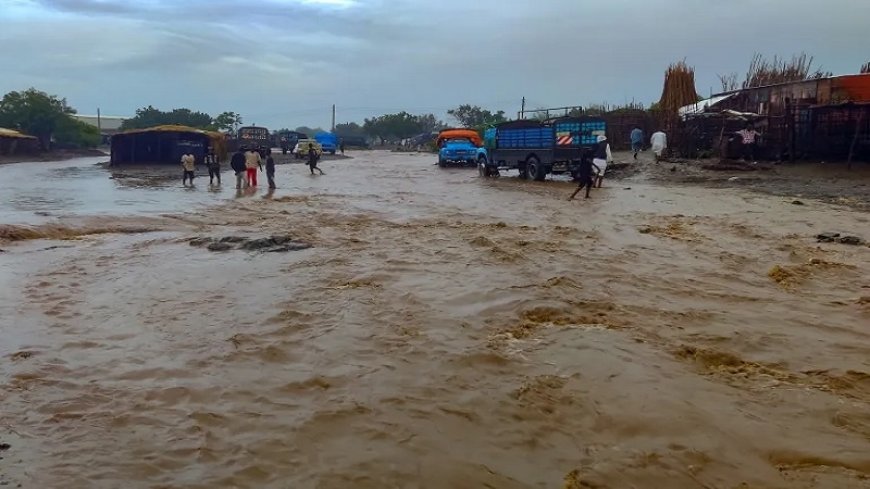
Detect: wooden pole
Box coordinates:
(847, 109, 865, 170)
(717, 113, 727, 162)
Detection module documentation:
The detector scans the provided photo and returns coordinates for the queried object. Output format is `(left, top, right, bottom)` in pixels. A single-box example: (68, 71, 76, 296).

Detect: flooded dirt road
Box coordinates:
(1, 151, 869, 488)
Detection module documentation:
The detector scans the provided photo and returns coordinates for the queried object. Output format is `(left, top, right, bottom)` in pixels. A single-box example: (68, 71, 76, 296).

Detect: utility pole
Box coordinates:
(520, 97, 526, 119)
(97, 107, 102, 134)
(331, 104, 336, 132)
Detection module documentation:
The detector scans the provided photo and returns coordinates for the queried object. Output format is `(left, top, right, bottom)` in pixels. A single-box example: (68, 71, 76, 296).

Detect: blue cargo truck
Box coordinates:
(315, 132, 338, 154)
(481, 117, 606, 180)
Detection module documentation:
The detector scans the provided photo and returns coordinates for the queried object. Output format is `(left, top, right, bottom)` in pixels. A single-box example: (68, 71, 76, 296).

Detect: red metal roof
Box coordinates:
(831, 74, 870, 102)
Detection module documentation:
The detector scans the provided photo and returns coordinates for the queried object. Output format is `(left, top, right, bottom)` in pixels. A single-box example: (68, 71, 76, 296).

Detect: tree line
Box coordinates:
(1, 85, 512, 150)
(0, 87, 245, 151)
(0, 88, 100, 150)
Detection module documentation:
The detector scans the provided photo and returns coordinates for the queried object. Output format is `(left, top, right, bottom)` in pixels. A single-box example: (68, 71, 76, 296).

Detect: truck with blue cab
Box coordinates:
(481, 117, 606, 180)
(315, 132, 339, 155)
(436, 129, 487, 168)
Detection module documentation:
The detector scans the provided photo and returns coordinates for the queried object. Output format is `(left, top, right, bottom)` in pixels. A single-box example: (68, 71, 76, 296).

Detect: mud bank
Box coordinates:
(0, 148, 107, 165)
(1, 151, 869, 489)
(612, 151, 870, 211)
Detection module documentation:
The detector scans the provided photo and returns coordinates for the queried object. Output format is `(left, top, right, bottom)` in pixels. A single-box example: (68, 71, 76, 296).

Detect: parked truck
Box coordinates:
(315, 132, 338, 155)
(481, 117, 606, 180)
(436, 129, 487, 167)
(233, 126, 271, 154)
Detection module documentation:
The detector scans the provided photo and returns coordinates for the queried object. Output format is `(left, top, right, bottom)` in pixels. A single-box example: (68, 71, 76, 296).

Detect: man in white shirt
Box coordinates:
(181, 152, 196, 186)
(650, 130, 667, 163)
(593, 135, 613, 188)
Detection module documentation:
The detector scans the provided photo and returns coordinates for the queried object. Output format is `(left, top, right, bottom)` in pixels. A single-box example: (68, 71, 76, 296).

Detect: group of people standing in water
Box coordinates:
(180, 143, 325, 189)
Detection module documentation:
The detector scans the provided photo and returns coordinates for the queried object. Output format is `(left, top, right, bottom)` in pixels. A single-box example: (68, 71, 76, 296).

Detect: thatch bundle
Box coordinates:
(742, 53, 829, 89)
(658, 60, 700, 118)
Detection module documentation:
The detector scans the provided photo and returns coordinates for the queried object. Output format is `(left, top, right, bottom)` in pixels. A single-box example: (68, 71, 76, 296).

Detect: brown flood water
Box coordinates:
(1, 151, 869, 488)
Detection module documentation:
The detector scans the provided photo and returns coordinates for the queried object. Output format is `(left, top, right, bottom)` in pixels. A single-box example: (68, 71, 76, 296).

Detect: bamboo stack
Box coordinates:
(658, 60, 700, 131)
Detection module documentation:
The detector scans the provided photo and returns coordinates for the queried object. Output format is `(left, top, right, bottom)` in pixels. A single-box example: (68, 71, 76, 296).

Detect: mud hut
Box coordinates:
(110, 125, 227, 165)
(0, 128, 40, 156)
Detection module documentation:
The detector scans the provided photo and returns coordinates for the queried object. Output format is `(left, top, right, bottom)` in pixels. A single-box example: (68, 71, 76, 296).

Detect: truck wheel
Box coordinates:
(518, 163, 529, 179)
(527, 157, 546, 181)
(438, 159, 447, 168)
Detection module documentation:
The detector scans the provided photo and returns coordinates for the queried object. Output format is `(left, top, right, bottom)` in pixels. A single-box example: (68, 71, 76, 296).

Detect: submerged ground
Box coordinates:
(1, 151, 868, 488)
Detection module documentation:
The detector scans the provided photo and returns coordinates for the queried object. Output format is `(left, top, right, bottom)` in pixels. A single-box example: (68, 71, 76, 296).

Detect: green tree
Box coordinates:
(447, 105, 507, 129)
(416, 114, 447, 133)
(334, 122, 366, 139)
(213, 111, 242, 133)
(362, 112, 426, 141)
(0, 88, 76, 150)
(121, 106, 214, 130)
(54, 116, 101, 149)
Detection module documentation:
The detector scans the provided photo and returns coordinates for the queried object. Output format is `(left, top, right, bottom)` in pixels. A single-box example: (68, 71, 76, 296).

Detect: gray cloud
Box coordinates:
(3, 0, 869, 128)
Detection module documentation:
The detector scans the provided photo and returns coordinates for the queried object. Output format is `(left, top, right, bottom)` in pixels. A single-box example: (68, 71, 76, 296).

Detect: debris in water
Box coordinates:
(10, 351, 33, 361)
(838, 235, 863, 245)
(190, 235, 311, 253)
(206, 242, 234, 252)
(816, 232, 864, 245)
(816, 232, 841, 242)
(792, 200, 805, 205)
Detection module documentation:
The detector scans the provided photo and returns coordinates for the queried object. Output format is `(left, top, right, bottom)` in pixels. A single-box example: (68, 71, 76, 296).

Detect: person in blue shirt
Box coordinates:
(630, 126, 644, 160)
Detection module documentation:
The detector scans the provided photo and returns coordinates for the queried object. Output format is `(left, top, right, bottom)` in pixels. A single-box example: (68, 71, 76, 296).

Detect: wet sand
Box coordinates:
(1, 151, 869, 488)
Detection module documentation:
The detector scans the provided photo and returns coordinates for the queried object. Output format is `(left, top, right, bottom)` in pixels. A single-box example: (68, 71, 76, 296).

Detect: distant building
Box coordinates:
(73, 115, 127, 137)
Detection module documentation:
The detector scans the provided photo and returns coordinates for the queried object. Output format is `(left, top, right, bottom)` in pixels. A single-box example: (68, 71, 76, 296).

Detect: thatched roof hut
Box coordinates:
(110, 125, 227, 165)
(0, 128, 39, 155)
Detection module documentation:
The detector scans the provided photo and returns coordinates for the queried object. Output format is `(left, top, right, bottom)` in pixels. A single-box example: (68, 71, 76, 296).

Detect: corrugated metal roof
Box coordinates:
(679, 94, 735, 117)
(73, 115, 126, 131)
(711, 73, 870, 98)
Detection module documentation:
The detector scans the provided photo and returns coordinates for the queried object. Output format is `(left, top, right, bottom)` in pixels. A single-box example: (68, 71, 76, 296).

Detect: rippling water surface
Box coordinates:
(1, 152, 869, 488)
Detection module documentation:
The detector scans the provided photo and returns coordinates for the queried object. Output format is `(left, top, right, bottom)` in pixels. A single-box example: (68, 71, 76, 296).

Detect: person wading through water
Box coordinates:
(308, 143, 324, 175)
(245, 147, 262, 187)
(230, 148, 247, 189)
(593, 135, 613, 188)
(569, 149, 600, 200)
(265, 149, 276, 189)
(206, 150, 221, 186)
(181, 151, 196, 187)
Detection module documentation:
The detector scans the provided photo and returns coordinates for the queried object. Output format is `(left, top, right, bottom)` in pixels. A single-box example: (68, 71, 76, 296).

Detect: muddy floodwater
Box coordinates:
(1, 152, 869, 488)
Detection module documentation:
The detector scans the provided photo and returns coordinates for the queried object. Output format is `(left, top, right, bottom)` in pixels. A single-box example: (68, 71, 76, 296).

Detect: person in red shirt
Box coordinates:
(735, 123, 761, 162)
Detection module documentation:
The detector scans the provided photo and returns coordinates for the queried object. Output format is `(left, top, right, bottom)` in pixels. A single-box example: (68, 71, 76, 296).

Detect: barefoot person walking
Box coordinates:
(206, 150, 221, 185)
(630, 126, 644, 160)
(265, 149, 276, 189)
(307, 143, 324, 175)
(230, 148, 247, 189)
(569, 150, 600, 200)
(245, 147, 262, 187)
(650, 129, 668, 163)
(181, 151, 196, 187)
(593, 135, 613, 188)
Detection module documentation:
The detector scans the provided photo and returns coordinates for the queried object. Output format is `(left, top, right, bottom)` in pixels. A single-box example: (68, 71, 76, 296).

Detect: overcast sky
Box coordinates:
(2, 0, 868, 129)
